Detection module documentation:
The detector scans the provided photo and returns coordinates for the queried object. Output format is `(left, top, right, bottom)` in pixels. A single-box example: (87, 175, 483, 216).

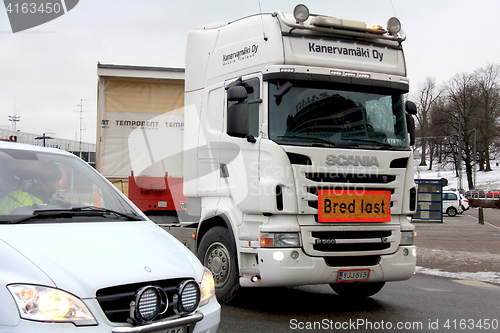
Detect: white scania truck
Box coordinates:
(183, 4, 418, 302)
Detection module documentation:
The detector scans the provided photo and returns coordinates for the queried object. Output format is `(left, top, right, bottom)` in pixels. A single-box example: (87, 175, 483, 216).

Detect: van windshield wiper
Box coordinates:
(7, 206, 143, 224)
(73, 206, 143, 221)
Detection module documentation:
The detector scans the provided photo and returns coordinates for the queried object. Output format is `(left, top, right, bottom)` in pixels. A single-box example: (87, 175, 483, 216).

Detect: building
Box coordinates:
(0, 128, 96, 167)
(96, 64, 185, 195)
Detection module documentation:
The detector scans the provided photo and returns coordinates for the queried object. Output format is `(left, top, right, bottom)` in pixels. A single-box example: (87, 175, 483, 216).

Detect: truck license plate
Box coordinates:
(337, 269, 370, 282)
(318, 190, 391, 222)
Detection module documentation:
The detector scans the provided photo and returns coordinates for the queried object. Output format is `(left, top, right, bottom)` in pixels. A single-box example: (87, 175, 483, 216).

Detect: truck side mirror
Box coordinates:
(274, 81, 292, 106)
(405, 100, 417, 115)
(405, 101, 417, 146)
(227, 86, 250, 138)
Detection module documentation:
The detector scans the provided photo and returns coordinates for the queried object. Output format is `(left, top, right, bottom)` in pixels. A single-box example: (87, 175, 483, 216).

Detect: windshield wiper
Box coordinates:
(72, 206, 143, 221)
(7, 206, 142, 224)
(277, 135, 337, 147)
(347, 138, 394, 149)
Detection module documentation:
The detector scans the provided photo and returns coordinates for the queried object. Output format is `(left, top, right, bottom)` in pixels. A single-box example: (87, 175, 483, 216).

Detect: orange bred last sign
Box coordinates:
(318, 190, 391, 222)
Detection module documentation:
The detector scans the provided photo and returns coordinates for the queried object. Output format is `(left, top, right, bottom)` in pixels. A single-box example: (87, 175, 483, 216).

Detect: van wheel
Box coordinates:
(447, 207, 457, 217)
(198, 226, 240, 303)
(330, 282, 385, 297)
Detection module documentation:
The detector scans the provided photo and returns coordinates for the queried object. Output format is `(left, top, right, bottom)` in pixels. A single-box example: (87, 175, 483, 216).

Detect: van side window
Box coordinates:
(443, 193, 457, 200)
(227, 78, 260, 137)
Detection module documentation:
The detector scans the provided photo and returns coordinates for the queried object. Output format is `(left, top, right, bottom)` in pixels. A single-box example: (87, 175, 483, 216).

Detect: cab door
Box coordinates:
(220, 74, 263, 214)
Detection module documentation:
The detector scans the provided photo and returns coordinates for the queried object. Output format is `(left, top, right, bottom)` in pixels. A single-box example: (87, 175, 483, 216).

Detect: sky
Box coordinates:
(1, 0, 499, 144)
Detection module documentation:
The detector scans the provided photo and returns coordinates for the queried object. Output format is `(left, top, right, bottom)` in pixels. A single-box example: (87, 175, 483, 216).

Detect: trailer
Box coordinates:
(96, 64, 186, 218)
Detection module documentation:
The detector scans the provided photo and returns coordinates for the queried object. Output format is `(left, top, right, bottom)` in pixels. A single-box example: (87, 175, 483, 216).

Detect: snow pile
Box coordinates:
(416, 266, 500, 285)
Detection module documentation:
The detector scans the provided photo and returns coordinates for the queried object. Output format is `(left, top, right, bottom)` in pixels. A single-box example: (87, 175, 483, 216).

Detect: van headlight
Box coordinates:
(199, 267, 215, 306)
(7, 285, 97, 326)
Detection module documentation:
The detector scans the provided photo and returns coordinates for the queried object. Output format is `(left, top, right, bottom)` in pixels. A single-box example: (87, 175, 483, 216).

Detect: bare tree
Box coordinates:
(446, 72, 480, 190)
(414, 64, 500, 190)
(474, 64, 500, 172)
(414, 78, 442, 167)
(427, 96, 447, 169)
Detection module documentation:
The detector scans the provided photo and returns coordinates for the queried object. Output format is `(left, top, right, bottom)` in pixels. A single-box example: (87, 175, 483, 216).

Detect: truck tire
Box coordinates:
(197, 226, 240, 303)
(447, 207, 457, 217)
(330, 282, 385, 297)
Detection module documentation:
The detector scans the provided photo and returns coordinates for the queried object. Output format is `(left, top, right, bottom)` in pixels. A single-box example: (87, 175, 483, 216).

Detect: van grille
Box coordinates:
(96, 278, 192, 323)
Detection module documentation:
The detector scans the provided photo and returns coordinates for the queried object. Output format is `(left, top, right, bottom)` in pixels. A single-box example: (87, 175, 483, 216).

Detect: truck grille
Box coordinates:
(298, 169, 401, 216)
(312, 230, 392, 252)
(305, 172, 396, 184)
(285, 150, 410, 261)
(301, 225, 400, 258)
(324, 255, 381, 267)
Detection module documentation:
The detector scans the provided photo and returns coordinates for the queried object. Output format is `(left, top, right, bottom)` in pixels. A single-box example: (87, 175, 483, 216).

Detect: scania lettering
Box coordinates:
(182, 4, 418, 302)
(326, 154, 380, 167)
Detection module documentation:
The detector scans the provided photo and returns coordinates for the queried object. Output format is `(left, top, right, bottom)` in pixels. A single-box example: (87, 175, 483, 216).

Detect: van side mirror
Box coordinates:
(227, 86, 250, 138)
(405, 101, 417, 146)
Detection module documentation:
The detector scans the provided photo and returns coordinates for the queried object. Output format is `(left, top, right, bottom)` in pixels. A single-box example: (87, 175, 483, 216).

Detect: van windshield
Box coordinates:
(268, 80, 409, 150)
(0, 148, 142, 223)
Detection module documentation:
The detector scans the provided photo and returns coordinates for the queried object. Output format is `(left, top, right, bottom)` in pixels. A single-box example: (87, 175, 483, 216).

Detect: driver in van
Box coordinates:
(0, 161, 65, 215)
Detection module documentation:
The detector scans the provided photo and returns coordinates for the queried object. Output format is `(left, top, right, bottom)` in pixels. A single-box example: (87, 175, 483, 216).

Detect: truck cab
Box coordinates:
(184, 4, 417, 302)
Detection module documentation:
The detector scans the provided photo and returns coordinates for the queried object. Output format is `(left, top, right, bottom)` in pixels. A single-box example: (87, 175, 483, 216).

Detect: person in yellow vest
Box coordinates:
(0, 162, 63, 215)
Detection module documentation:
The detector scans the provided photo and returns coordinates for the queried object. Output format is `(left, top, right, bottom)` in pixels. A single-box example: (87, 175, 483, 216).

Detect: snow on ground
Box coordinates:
(414, 158, 500, 191)
(416, 266, 500, 285)
(413, 158, 500, 285)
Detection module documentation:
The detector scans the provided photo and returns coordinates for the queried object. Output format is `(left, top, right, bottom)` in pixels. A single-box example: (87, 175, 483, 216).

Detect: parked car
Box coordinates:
(442, 190, 463, 217)
(0, 142, 220, 332)
(486, 189, 500, 198)
(465, 189, 486, 198)
(460, 194, 470, 212)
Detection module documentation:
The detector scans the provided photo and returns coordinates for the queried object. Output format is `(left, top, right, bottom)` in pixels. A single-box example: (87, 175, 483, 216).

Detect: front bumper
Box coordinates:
(1, 297, 220, 333)
(239, 245, 416, 287)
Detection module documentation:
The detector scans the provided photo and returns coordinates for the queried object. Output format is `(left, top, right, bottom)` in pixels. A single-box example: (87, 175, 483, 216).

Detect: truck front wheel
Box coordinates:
(330, 281, 385, 297)
(197, 226, 240, 303)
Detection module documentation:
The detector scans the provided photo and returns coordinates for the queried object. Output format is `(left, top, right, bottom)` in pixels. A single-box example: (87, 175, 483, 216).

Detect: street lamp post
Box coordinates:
(457, 112, 462, 192)
(34, 133, 54, 147)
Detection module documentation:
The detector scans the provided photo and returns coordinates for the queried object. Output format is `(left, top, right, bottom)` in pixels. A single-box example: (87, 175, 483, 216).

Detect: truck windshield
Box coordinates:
(268, 80, 409, 149)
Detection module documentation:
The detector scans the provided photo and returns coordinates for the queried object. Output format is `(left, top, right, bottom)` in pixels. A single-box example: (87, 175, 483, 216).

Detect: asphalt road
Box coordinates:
(218, 274, 500, 333)
(466, 207, 500, 229)
(218, 275, 500, 333)
(217, 209, 500, 333)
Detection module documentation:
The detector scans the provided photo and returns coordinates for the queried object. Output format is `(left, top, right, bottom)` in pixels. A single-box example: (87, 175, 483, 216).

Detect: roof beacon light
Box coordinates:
(387, 17, 401, 35)
(293, 4, 309, 23)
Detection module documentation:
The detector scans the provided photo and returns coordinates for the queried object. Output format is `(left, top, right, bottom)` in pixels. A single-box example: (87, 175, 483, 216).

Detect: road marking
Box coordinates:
(453, 279, 500, 290)
(416, 287, 453, 292)
(465, 211, 500, 230)
(485, 221, 500, 230)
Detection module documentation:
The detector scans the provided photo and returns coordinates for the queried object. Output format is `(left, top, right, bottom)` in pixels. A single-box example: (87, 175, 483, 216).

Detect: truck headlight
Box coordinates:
(260, 233, 300, 248)
(199, 267, 215, 306)
(7, 285, 97, 326)
(400, 231, 415, 246)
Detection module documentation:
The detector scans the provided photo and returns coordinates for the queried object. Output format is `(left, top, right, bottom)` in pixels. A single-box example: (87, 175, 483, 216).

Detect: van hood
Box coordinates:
(1, 221, 201, 298)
